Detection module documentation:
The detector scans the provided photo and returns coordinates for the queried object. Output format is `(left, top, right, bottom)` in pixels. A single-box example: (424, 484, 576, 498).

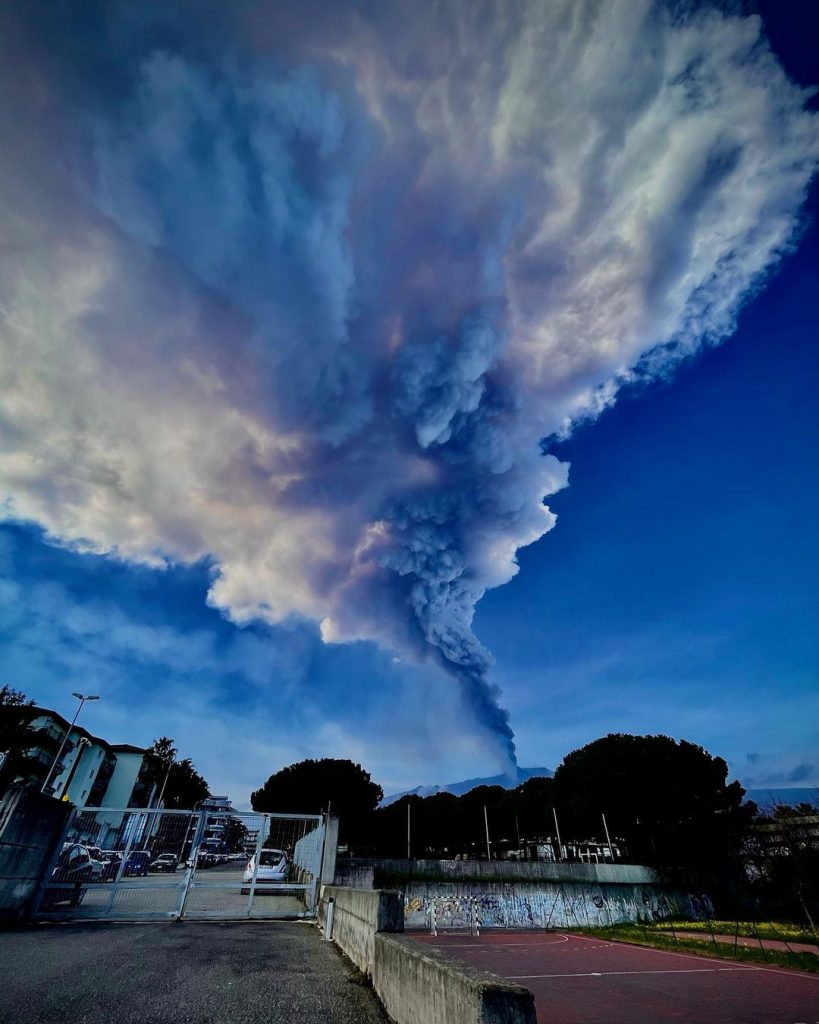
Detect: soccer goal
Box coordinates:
(429, 895, 481, 936)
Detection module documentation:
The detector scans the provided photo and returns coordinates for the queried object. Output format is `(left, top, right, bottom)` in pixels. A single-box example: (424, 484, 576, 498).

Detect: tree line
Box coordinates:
(250, 737, 818, 924)
(251, 734, 754, 874)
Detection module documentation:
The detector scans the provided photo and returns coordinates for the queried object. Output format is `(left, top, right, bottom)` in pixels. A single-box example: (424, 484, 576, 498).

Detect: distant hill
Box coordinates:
(744, 787, 818, 810)
(381, 765, 553, 806)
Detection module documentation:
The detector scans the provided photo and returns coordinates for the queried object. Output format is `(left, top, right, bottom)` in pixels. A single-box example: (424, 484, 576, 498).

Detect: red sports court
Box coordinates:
(412, 930, 819, 1023)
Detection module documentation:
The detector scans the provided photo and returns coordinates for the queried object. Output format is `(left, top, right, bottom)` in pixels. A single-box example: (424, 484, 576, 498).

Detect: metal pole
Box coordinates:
(155, 760, 174, 808)
(552, 807, 563, 861)
(316, 804, 331, 909)
(42, 693, 99, 795)
(484, 805, 491, 860)
(177, 809, 208, 920)
(407, 802, 411, 860)
(602, 812, 615, 861)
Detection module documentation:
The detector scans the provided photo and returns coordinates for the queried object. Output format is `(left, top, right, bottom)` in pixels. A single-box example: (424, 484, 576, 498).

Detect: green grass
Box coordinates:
(579, 924, 819, 975)
(649, 919, 817, 946)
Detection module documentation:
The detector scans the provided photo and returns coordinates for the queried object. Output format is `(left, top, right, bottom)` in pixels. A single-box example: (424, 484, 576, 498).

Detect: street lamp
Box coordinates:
(42, 692, 100, 796)
(156, 758, 175, 808)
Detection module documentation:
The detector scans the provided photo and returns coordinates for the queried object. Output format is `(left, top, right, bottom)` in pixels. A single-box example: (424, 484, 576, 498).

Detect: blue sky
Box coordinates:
(479, 178, 819, 789)
(0, 1, 817, 804)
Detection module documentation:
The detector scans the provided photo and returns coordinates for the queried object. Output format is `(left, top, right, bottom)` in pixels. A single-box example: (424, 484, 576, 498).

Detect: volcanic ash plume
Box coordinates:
(0, 0, 817, 769)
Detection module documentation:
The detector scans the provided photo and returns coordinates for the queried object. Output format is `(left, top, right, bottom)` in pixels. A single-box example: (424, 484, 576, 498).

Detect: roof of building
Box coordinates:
(23, 706, 147, 756)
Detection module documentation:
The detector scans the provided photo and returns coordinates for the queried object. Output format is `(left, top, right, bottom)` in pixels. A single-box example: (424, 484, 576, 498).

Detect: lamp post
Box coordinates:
(156, 758, 175, 808)
(42, 692, 100, 795)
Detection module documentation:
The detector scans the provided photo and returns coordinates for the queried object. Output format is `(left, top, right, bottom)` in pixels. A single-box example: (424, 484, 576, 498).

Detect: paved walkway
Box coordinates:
(666, 929, 819, 956)
(0, 921, 387, 1024)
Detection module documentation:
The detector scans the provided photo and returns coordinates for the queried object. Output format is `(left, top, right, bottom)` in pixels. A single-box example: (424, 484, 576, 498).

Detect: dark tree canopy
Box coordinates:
(0, 685, 37, 797)
(745, 801, 819, 923)
(251, 758, 383, 845)
(373, 778, 557, 859)
(144, 737, 209, 808)
(163, 758, 210, 808)
(553, 733, 752, 877)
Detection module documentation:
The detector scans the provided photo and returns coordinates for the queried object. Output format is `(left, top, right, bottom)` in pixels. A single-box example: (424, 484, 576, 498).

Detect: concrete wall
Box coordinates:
(320, 815, 339, 885)
(402, 881, 708, 930)
(0, 785, 72, 923)
(319, 886, 536, 1024)
(335, 857, 659, 886)
(374, 933, 535, 1024)
(333, 858, 711, 931)
(319, 886, 403, 975)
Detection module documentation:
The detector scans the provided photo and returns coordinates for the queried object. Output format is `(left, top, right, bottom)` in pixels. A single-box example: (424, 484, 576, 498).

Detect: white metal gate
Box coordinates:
(35, 806, 325, 920)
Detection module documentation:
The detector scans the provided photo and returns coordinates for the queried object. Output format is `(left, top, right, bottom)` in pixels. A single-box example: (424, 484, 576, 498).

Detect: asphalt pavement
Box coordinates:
(0, 921, 388, 1024)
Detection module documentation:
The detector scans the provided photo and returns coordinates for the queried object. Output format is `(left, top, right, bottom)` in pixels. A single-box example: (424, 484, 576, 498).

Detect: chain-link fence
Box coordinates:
(36, 807, 326, 920)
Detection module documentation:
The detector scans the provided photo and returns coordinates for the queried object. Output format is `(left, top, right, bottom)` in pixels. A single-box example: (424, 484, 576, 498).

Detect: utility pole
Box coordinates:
(602, 812, 615, 861)
(156, 761, 177, 806)
(407, 802, 411, 860)
(483, 805, 491, 860)
(552, 807, 563, 861)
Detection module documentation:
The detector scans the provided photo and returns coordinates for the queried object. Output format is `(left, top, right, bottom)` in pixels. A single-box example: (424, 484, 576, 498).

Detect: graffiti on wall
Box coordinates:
(402, 883, 712, 930)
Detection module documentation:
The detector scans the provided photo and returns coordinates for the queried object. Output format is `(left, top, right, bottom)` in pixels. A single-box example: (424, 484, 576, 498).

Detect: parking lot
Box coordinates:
(0, 921, 387, 1024)
(414, 930, 819, 1024)
(41, 859, 311, 919)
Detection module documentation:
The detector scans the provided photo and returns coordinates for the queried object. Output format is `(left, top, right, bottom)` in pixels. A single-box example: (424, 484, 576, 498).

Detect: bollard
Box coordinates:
(324, 896, 335, 940)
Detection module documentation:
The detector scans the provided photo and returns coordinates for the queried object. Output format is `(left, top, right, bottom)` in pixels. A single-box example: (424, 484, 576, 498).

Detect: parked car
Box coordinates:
(99, 850, 122, 881)
(150, 853, 179, 873)
(122, 850, 151, 877)
(51, 843, 96, 883)
(84, 847, 107, 882)
(242, 848, 289, 886)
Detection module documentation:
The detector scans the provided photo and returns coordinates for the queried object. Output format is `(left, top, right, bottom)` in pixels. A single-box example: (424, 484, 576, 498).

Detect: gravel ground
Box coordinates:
(0, 921, 388, 1024)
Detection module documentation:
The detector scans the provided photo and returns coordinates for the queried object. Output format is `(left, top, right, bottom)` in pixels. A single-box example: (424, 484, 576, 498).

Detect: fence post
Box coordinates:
(176, 810, 207, 919)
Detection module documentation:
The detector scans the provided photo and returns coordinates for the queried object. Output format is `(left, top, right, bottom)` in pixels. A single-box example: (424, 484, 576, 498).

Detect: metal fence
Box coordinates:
(35, 806, 325, 920)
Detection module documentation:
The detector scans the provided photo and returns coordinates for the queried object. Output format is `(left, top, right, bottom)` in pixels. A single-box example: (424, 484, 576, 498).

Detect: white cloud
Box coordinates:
(0, 0, 816, 768)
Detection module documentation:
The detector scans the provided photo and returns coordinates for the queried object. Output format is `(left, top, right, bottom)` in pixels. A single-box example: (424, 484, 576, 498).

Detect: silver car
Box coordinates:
(242, 848, 289, 885)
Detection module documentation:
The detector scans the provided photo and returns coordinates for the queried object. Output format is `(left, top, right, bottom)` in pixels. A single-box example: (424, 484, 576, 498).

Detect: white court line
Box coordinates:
(507, 967, 760, 980)
(563, 932, 819, 982)
(563, 933, 759, 969)
(430, 936, 570, 949)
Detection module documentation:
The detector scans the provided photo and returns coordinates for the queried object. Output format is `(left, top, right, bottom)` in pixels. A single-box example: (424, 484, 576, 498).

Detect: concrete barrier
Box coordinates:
(319, 885, 403, 975)
(319, 886, 536, 1024)
(375, 933, 535, 1024)
(0, 786, 72, 924)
